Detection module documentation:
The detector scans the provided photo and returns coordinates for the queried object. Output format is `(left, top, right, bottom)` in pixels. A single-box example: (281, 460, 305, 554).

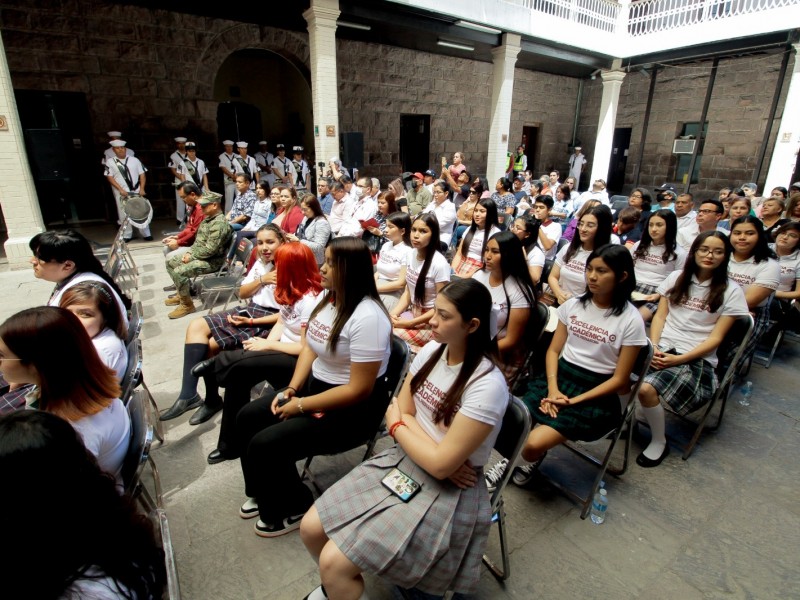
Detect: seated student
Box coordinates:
(300, 278, 508, 600)
(391, 213, 451, 353)
(507, 245, 647, 485)
(719, 196, 750, 231)
(60, 282, 129, 381)
(548, 205, 613, 305)
(636, 231, 749, 467)
(0, 410, 165, 599)
(160, 224, 285, 423)
(422, 180, 457, 246)
(511, 215, 546, 284)
(552, 184, 574, 223)
(0, 307, 130, 487)
(453, 187, 480, 247)
(234, 238, 392, 538)
(615, 206, 642, 246)
(374, 212, 413, 312)
(191, 243, 323, 465)
(630, 210, 686, 322)
(760, 196, 789, 240)
(451, 198, 501, 278)
(472, 231, 537, 381)
(627, 188, 653, 238)
(562, 199, 601, 242)
(726, 216, 781, 368)
(528, 195, 562, 259)
(770, 222, 800, 305)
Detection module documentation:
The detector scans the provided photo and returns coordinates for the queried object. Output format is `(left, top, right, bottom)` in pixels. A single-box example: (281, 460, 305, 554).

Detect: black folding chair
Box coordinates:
(127, 300, 144, 345)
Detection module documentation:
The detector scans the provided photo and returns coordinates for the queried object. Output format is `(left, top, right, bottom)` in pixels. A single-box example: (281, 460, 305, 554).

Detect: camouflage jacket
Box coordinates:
(190, 212, 232, 264)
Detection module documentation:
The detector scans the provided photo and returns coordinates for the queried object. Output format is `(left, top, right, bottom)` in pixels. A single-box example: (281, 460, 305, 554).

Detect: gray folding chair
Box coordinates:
(508, 301, 550, 395)
(198, 237, 255, 314)
(127, 300, 144, 345)
(121, 389, 162, 512)
(121, 338, 164, 443)
(153, 508, 181, 600)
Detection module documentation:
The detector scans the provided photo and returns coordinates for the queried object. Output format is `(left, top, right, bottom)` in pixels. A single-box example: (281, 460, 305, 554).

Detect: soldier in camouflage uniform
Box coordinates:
(164, 191, 232, 319)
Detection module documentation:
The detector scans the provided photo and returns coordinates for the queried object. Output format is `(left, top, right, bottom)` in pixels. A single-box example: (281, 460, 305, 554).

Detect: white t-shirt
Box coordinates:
(93, 328, 127, 381)
(554, 245, 591, 298)
(471, 270, 530, 338)
(377, 241, 413, 281)
(50, 272, 129, 327)
(727, 256, 780, 307)
(465, 226, 501, 261)
(558, 297, 647, 374)
(526, 245, 546, 269)
(279, 291, 320, 344)
(305, 297, 391, 385)
(410, 341, 508, 466)
(405, 251, 451, 309)
(423, 200, 457, 244)
(769, 245, 800, 292)
(630, 242, 687, 287)
(537, 220, 563, 260)
(242, 261, 280, 310)
(657, 271, 750, 367)
(71, 398, 130, 488)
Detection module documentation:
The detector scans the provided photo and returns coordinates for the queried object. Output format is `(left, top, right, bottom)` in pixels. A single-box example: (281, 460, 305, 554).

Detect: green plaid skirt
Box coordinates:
(522, 358, 620, 441)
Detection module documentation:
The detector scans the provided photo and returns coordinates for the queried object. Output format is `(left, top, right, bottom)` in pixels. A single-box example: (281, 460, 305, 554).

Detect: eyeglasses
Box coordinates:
(630, 193, 642, 198)
(697, 209, 720, 215)
(578, 221, 598, 230)
(696, 247, 726, 257)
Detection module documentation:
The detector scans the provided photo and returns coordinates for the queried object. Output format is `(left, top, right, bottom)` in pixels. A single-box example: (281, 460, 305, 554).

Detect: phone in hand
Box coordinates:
(237, 308, 251, 318)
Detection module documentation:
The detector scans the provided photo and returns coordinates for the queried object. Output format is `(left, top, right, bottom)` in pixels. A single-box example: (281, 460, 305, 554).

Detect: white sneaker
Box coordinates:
(239, 498, 259, 519)
(254, 513, 305, 538)
(484, 458, 508, 493)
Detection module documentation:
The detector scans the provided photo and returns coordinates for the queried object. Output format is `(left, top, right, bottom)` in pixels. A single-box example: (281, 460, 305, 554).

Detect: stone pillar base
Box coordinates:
(4, 234, 39, 270)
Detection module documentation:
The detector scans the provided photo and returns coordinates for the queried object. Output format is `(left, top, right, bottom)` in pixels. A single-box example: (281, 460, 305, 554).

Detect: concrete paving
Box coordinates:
(1, 236, 797, 600)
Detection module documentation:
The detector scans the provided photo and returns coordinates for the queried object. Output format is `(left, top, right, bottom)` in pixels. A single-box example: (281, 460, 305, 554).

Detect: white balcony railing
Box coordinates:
(504, 0, 620, 33)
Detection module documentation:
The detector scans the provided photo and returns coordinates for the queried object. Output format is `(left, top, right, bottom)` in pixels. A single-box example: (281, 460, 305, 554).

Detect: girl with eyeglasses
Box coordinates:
(635, 231, 749, 468)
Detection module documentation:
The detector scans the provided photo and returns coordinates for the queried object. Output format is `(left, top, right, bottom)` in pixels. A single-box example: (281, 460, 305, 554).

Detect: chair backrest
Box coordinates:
(384, 335, 411, 400)
(121, 338, 143, 405)
(489, 395, 532, 511)
(715, 314, 755, 383)
(622, 340, 654, 421)
(540, 258, 555, 288)
(556, 236, 570, 252)
(121, 389, 153, 497)
(233, 237, 254, 265)
(127, 300, 144, 345)
(610, 195, 629, 213)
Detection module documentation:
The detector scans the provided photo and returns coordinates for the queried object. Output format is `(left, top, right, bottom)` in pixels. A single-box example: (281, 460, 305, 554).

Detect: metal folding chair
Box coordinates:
(197, 238, 255, 314)
(121, 338, 164, 443)
(121, 389, 163, 512)
(127, 300, 144, 345)
(153, 508, 182, 599)
(508, 301, 550, 395)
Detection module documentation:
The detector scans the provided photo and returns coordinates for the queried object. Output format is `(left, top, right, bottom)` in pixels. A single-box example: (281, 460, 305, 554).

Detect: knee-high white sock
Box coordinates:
(640, 404, 666, 460)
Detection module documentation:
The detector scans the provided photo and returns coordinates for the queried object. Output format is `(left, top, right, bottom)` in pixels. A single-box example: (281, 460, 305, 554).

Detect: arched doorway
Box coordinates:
(213, 49, 313, 152)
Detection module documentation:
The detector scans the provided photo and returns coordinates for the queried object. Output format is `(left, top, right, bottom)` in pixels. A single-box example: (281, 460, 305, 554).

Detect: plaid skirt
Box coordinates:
(394, 305, 434, 354)
(203, 302, 278, 351)
(632, 282, 660, 314)
(316, 445, 491, 596)
(643, 357, 717, 415)
(452, 255, 482, 277)
(522, 359, 620, 441)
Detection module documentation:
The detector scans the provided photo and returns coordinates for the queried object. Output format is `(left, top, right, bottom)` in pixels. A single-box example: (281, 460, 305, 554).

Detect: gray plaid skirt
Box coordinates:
(203, 302, 277, 351)
(316, 444, 491, 596)
(643, 357, 717, 415)
(522, 359, 621, 441)
(632, 282, 660, 314)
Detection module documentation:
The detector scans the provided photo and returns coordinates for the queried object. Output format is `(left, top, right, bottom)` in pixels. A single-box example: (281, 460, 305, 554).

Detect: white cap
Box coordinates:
(259, 140, 268, 145)
(110, 140, 127, 147)
(222, 139, 234, 146)
(574, 146, 582, 150)
(107, 131, 122, 138)
(174, 136, 187, 143)
(236, 141, 248, 148)
(293, 146, 303, 152)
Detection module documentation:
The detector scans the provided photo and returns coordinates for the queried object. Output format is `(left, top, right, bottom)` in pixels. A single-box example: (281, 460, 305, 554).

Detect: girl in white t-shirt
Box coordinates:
(548, 205, 613, 305)
(300, 278, 508, 599)
(193, 243, 324, 464)
(161, 224, 286, 423)
(451, 198, 501, 277)
(234, 237, 392, 538)
(727, 216, 781, 368)
(771, 222, 800, 301)
(630, 209, 686, 321)
(391, 213, 451, 353)
(59, 281, 129, 382)
(511, 215, 546, 284)
(472, 230, 538, 380)
(375, 212, 413, 311)
(512, 244, 647, 486)
(636, 231, 749, 468)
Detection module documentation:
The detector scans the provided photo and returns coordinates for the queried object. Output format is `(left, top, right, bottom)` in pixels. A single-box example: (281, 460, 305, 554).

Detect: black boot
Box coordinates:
(159, 394, 203, 421)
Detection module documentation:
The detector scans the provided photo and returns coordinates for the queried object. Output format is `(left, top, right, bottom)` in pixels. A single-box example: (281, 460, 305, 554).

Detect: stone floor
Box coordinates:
(1, 232, 798, 599)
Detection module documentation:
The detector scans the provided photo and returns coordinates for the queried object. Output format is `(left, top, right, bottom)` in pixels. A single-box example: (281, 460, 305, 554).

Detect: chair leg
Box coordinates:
(142, 381, 164, 443)
(149, 455, 164, 508)
(764, 328, 784, 369)
(482, 500, 510, 581)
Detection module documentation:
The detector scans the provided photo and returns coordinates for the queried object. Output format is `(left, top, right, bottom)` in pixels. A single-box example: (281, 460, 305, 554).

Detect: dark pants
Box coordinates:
(235, 376, 388, 523)
(213, 349, 298, 456)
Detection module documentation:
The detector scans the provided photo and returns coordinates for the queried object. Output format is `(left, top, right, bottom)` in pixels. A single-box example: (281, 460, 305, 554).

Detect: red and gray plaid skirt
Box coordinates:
(203, 302, 278, 351)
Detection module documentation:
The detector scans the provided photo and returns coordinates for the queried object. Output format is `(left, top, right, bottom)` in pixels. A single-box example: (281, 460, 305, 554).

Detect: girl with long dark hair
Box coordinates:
(374, 212, 413, 311)
(451, 197, 501, 277)
(630, 209, 686, 321)
(300, 278, 508, 599)
(234, 238, 392, 537)
(510, 245, 647, 485)
(511, 215, 545, 284)
(391, 213, 451, 353)
(636, 231, 749, 468)
(288, 194, 331, 266)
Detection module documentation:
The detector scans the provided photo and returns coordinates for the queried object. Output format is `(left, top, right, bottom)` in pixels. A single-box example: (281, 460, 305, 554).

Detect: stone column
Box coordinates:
(303, 0, 341, 175)
(487, 33, 522, 184)
(765, 43, 800, 193)
(0, 30, 44, 268)
(589, 70, 626, 184)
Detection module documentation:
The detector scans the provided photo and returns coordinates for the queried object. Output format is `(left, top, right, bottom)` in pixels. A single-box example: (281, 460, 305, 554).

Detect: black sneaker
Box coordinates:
(484, 458, 508, 493)
(254, 513, 304, 538)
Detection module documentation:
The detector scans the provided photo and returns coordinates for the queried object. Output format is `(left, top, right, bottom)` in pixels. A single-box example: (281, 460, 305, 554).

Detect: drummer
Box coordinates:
(103, 139, 153, 241)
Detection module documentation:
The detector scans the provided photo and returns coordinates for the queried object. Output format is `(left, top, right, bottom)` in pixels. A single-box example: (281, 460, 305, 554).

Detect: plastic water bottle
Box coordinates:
(739, 381, 753, 407)
(590, 488, 608, 524)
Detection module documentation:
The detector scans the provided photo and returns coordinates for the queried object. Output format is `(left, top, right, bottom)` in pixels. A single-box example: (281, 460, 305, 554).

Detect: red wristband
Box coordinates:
(388, 420, 407, 439)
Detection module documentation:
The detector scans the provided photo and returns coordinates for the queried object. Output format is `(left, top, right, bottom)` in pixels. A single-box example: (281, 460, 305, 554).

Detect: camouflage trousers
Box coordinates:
(166, 254, 220, 296)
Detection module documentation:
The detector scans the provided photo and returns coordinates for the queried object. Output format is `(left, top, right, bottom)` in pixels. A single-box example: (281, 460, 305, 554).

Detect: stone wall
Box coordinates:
(577, 52, 790, 199)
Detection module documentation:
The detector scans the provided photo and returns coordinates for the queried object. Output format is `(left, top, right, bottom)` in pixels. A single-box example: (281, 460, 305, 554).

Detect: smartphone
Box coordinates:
(441, 156, 447, 168)
(381, 468, 421, 502)
(275, 391, 291, 407)
(237, 308, 251, 318)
